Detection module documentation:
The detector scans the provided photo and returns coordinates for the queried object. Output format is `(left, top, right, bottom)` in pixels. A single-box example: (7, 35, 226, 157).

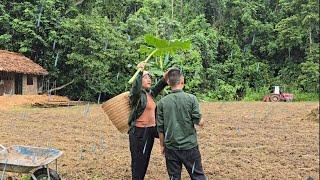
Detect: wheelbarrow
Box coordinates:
(0, 144, 63, 180)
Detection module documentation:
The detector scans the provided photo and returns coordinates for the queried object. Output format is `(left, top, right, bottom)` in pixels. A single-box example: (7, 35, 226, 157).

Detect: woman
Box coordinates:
(128, 62, 168, 180)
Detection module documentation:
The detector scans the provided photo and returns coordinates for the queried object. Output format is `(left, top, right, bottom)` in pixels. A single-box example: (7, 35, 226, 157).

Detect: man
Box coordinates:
(157, 68, 206, 180)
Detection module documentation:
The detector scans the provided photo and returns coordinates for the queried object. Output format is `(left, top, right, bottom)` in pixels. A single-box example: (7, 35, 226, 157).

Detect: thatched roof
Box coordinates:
(0, 50, 48, 75)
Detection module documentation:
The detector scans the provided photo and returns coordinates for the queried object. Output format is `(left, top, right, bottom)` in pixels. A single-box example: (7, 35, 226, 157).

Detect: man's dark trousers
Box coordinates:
(129, 127, 158, 180)
(164, 146, 206, 180)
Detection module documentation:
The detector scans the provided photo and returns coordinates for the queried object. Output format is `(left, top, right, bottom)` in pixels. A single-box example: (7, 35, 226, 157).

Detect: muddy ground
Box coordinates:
(0, 102, 319, 179)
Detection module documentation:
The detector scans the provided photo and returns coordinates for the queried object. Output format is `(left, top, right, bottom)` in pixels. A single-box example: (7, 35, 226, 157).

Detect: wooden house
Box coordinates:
(0, 50, 48, 95)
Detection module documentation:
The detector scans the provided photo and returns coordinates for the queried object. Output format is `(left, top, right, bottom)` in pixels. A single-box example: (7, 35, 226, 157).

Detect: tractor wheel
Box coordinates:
(270, 94, 280, 102)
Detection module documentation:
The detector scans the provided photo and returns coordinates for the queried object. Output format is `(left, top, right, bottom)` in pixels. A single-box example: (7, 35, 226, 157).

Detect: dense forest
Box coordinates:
(0, 0, 319, 101)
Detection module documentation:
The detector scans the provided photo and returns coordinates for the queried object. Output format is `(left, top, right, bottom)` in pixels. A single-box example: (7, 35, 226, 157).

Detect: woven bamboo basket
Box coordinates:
(101, 91, 131, 133)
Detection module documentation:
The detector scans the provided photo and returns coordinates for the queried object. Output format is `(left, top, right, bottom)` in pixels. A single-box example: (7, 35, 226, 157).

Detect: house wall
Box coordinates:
(0, 72, 40, 95)
(0, 72, 14, 95)
(22, 75, 38, 95)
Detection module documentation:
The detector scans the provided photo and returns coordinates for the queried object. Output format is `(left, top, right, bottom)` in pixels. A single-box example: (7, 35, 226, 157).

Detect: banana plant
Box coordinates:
(128, 34, 191, 84)
(148, 54, 174, 77)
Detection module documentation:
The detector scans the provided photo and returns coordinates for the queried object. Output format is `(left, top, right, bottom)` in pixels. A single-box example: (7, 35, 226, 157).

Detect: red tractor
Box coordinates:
(263, 86, 294, 102)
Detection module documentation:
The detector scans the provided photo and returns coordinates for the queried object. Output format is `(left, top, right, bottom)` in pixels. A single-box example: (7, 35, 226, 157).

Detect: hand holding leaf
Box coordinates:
(128, 35, 191, 84)
(137, 61, 147, 71)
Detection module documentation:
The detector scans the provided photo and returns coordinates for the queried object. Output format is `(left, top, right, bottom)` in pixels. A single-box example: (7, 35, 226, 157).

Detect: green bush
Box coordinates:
(197, 91, 219, 102)
(243, 87, 270, 101)
(0, 0, 318, 101)
(243, 87, 318, 102)
(292, 91, 319, 101)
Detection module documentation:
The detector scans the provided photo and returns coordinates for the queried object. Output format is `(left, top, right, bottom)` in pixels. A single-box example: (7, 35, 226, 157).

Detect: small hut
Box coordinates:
(0, 50, 48, 95)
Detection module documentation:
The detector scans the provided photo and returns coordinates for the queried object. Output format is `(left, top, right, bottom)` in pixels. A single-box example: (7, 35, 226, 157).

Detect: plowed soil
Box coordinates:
(0, 102, 319, 179)
(0, 95, 69, 110)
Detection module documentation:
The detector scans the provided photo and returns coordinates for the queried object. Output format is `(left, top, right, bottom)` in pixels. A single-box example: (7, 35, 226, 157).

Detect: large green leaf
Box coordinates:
(129, 35, 191, 84)
(145, 34, 169, 49)
(142, 34, 191, 56)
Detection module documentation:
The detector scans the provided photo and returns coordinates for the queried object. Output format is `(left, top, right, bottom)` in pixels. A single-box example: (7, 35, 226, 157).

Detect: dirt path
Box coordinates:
(0, 102, 318, 179)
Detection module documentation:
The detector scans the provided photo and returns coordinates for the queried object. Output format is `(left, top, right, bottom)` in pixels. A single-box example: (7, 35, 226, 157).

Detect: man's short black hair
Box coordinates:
(168, 67, 183, 86)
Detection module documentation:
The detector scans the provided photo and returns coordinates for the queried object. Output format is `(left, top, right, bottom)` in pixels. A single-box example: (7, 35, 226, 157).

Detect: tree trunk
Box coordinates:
(180, 0, 183, 19)
(171, 0, 174, 19)
(288, 47, 291, 60)
(309, 26, 312, 54)
(47, 80, 74, 94)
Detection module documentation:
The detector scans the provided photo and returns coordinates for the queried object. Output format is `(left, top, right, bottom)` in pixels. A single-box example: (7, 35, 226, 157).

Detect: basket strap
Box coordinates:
(129, 95, 142, 130)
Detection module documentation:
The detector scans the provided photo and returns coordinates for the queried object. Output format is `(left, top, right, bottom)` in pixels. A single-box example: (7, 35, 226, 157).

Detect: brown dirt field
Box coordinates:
(0, 95, 69, 110)
(0, 102, 319, 179)
(303, 107, 320, 122)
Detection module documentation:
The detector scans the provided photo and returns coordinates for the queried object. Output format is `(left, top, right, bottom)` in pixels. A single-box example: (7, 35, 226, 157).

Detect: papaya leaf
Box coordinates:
(145, 34, 169, 48)
(139, 45, 153, 54)
(129, 35, 191, 84)
(154, 40, 191, 56)
(140, 35, 191, 57)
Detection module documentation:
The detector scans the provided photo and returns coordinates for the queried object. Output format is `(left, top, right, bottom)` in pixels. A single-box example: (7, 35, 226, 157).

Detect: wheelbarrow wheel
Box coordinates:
(32, 168, 61, 180)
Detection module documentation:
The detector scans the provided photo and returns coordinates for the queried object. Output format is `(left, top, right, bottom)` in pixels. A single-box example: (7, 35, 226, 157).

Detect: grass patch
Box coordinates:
(243, 87, 269, 101)
(292, 91, 319, 101)
(243, 87, 318, 102)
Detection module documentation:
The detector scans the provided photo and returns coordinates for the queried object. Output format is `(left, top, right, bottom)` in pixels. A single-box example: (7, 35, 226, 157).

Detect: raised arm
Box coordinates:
(129, 72, 142, 104)
(150, 70, 168, 98)
(150, 78, 167, 98)
(129, 62, 145, 105)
